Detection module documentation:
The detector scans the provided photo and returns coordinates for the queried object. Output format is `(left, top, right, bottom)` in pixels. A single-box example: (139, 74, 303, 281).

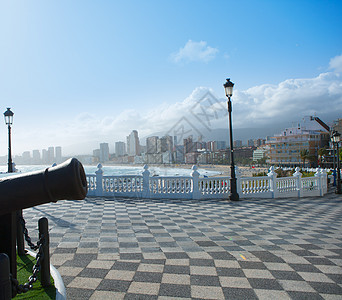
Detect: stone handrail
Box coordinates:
(86, 165, 328, 200)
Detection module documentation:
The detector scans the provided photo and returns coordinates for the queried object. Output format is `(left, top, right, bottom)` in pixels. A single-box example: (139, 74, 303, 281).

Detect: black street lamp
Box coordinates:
(223, 78, 239, 201)
(4, 108, 14, 173)
(331, 131, 341, 194)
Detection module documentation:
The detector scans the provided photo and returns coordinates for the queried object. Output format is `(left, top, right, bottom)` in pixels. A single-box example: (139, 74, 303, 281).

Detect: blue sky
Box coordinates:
(0, 0, 342, 156)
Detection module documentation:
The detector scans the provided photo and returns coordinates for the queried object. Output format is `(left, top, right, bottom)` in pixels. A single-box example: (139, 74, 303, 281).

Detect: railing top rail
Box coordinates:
(150, 176, 192, 180)
(103, 175, 143, 179)
(199, 176, 229, 181)
(240, 176, 270, 180)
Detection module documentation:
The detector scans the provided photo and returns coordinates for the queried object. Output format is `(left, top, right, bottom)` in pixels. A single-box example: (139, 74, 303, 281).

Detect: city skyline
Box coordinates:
(0, 1, 341, 156)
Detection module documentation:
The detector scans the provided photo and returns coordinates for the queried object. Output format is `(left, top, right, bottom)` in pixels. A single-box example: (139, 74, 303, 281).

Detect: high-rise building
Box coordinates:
(48, 147, 55, 164)
(157, 135, 173, 153)
(115, 141, 126, 157)
(32, 150, 40, 164)
(42, 149, 48, 164)
(247, 139, 254, 147)
(55, 146, 62, 163)
(100, 143, 110, 163)
(22, 151, 31, 164)
(183, 136, 194, 154)
(127, 130, 140, 156)
(146, 136, 158, 154)
(216, 141, 226, 150)
(234, 140, 243, 148)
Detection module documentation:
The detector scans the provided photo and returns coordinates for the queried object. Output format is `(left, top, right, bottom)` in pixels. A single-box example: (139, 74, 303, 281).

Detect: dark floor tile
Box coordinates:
(78, 268, 109, 278)
(251, 251, 285, 263)
(196, 241, 218, 247)
(191, 275, 220, 286)
(67, 288, 94, 300)
(304, 256, 336, 265)
(222, 287, 258, 300)
(189, 258, 215, 266)
(119, 242, 139, 248)
(248, 278, 283, 290)
(327, 273, 342, 284)
(119, 253, 144, 260)
(112, 261, 140, 271)
(164, 265, 190, 274)
(159, 283, 191, 298)
(309, 282, 342, 294)
(124, 293, 158, 300)
(164, 252, 189, 259)
(290, 250, 317, 257)
(238, 261, 267, 269)
(217, 267, 245, 277)
(287, 291, 324, 300)
(133, 271, 163, 283)
(208, 251, 235, 260)
(270, 270, 304, 281)
(288, 263, 321, 273)
(53, 247, 77, 254)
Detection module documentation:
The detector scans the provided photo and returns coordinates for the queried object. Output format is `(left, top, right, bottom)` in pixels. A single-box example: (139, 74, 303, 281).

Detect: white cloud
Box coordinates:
(170, 40, 218, 64)
(329, 54, 342, 72)
(5, 69, 342, 156)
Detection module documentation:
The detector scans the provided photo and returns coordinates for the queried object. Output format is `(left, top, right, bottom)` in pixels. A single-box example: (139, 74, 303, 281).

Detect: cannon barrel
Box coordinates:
(0, 158, 87, 215)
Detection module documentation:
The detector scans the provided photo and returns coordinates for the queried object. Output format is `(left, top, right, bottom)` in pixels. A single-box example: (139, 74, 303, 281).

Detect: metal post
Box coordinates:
(0, 213, 17, 279)
(336, 142, 341, 194)
(0, 253, 11, 300)
(227, 98, 239, 201)
(7, 125, 13, 174)
(38, 217, 50, 287)
(16, 211, 25, 255)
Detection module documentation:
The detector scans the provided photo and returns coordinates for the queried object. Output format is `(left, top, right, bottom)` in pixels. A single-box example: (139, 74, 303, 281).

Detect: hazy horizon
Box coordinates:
(0, 1, 341, 156)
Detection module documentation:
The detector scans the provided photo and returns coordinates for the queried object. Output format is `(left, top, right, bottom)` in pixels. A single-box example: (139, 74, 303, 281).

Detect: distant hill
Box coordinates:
(142, 124, 288, 145)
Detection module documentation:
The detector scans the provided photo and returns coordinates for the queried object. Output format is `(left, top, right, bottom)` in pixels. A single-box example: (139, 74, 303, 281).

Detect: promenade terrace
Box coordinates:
(23, 191, 342, 299)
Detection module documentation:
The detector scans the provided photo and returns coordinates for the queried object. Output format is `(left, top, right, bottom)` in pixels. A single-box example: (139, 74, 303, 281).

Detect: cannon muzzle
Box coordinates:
(0, 158, 87, 215)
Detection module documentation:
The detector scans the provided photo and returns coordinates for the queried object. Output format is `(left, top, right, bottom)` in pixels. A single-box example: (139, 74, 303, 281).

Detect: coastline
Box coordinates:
(92, 163, 269, 178)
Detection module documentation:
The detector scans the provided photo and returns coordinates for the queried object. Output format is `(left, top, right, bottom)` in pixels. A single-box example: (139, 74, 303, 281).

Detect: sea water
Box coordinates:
(0, 164, 221, 178)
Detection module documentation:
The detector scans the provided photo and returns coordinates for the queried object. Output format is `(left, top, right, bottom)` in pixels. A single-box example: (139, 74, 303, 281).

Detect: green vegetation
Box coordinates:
(15, 253, 55, 299)
(252, 171, 267, 177)
(300, 149, 310, 168)
(252, 168, 317, 178)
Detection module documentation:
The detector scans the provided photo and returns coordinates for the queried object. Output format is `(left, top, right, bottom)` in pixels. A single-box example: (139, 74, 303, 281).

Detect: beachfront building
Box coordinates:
(127, 130, 140, 156)
(253, 148, 267, 162)
(267, 116, 330, 167)
(146, 136, 158, 154)
(115, 141, 126, 157)
(55, 146, 62, 163)
(32, 150, 41, 164)
(99, 143, 110, 163)
(234, 140, 243, 148)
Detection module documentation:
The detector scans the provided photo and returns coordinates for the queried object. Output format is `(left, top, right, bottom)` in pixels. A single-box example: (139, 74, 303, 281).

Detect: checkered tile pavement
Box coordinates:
(23, 192, 342, 299)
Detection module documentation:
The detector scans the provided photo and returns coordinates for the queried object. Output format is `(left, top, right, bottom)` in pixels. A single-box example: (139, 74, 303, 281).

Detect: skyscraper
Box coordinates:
(127, 130, 140, 156)
(100, 143, 110, 162)
(146, 136, 158, 154)
(115, 141, 126, 157)
(55, 146, 62, 163)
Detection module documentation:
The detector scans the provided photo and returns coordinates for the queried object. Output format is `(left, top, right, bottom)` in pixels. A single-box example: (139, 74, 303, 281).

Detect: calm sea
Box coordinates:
(0, 164, 220, 178)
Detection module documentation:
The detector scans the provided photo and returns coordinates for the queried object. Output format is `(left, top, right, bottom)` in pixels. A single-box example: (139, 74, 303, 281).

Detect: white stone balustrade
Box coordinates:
(86, 165, 328, 200)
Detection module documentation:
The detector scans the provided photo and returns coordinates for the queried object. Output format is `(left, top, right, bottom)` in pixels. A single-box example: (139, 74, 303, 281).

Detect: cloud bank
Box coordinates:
(170, 40, 219, 64)
(6, 66, 342, 156)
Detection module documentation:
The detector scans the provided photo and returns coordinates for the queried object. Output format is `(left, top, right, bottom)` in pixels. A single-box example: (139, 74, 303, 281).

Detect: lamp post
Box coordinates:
(4, 108, 14, 173)
(332, 131, 341, 194)
(223, 78, 239, 201)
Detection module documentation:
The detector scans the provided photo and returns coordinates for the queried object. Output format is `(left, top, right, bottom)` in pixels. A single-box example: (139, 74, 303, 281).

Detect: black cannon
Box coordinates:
(0, 158, 87, 295)
(0, 157, 87, 215)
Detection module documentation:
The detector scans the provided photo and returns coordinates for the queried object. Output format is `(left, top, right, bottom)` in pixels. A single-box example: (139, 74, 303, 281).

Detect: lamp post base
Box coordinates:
(229, 193, 240, 201)
(229, 178, 240, 201)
